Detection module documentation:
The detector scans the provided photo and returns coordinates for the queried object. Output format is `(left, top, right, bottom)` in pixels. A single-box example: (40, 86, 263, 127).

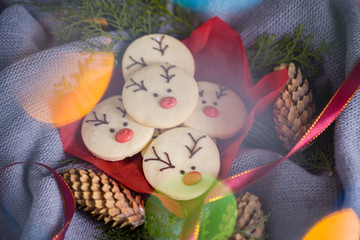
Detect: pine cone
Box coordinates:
(273, 62, 316, 150)
(63, 169, 145, 229)
(229, 192, 265, 240)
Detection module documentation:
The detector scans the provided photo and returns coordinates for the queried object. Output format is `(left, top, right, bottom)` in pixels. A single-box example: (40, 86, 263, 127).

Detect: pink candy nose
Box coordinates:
(115, 128, 134, 143)
(203, 106, 219, 117)
(160, 96, 177, 109)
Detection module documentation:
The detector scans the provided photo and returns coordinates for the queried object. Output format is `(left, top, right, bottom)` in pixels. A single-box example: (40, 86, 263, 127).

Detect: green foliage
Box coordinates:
(246, 25, 333, 83)
(233, 214, 270, 240)
(26, 0, 197, 55)
(293, 124, 335, 176)
(243, 109, 335, 175)
(96, 224, 152, 240)
(61, 157, 84, 165)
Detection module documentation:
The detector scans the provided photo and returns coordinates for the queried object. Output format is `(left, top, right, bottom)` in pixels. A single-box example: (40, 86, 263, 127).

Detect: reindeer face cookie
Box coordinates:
(81, 95, 154, 161)
(122, 34, 195, 81)
(122, 63, 199, 129)
(183, 81, 247, 139)
(143, 127, 220, 200)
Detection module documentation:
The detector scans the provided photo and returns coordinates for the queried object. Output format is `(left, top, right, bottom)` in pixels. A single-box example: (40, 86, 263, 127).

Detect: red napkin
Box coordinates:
(59, 17, 288, 193)
(183, 17, 288, 177)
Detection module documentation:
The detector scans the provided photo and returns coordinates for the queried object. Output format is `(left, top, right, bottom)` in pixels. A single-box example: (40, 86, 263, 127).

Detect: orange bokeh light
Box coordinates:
(17, 51, 114, 127)
(303, 208, 360, 240)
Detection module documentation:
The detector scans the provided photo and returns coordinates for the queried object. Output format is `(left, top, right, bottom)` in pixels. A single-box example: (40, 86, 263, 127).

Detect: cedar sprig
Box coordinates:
(61, 157, 84, 165)
(234, 214, 270, 240)
(96, 224, 152, 240)
(243, 109, 335, 175)
(293, 124, 335, 176)
(246, 25, 333, 83)
(145, 214, 181, 239)
(26, 0, 197, 53)
(244, 106, 335, 175)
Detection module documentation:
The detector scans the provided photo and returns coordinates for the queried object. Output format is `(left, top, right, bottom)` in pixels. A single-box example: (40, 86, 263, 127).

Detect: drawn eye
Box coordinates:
(167, 88, 172, 93)
(191, 166, 196, 170)
(153, 93, 159, 97)
(180, 170, 185, 174)
(201, 100, 207, 104)
(213, 102, 217, 106)
(123, 122, 128, 127)
(110, 128, 115, 133)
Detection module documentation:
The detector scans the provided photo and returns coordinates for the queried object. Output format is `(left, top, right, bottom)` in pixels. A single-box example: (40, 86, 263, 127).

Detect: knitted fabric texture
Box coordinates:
(0, 1, 359, 240)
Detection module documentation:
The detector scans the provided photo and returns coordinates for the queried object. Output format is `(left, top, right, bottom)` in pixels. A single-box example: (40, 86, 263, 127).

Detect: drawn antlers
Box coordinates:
(151, 35, 168, 56)
(144, 147, 175, 171)
(160, 65, 176, 83)
(185, 133, 206, 159)
(126, 56, 147, 70)
(85, 112, 109, 126)
(126, 78, 147, 92)
(215, 85, 228, 99)
(116, 98, 127, 118)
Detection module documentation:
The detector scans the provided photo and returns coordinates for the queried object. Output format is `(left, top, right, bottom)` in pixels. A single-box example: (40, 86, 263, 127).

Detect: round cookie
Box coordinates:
(183, 81, 247, 139)
(122, 34, 195, 81)
(122, 63, 199, 129)
(81, 95, 154, 161)
(143, 127, 220, 200)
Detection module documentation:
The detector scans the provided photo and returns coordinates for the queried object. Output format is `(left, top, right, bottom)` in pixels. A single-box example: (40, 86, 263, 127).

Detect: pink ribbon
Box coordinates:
(0, 162, 75, 240)
(222, 59, 360, 194)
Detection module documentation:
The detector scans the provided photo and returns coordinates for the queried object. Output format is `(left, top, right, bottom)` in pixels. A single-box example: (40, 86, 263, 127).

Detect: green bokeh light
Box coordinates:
(145, 178, 237, 240)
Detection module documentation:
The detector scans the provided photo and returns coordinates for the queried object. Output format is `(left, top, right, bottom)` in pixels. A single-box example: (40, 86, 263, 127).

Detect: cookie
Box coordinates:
(143, 127, 220, 200)
(81, 95, 154, 161)
(122, 34, 195, 81)
(122, 63, 199, 129)
(183, 81, 247, 139)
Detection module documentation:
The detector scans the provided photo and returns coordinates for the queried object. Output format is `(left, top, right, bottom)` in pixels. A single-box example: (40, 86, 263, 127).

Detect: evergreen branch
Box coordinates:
(243, 107, 335, 175)
(246, 25, 334, 83)
(25, 0, 197, 56)
(61, 158, 84, 165)
(293, 124, 335, 176)
(96, 224, 152, 240)
(233, 214, 270, 240)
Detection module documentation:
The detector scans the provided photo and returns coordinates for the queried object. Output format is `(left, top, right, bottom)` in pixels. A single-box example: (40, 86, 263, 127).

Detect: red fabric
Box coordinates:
(59, 17, 288, 193)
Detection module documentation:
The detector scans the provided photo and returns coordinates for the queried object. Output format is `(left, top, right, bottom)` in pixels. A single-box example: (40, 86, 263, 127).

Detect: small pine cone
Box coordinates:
(62, 169, 145, 229)
(273, 62, 316, 150)
(229, 192, 265, 240)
